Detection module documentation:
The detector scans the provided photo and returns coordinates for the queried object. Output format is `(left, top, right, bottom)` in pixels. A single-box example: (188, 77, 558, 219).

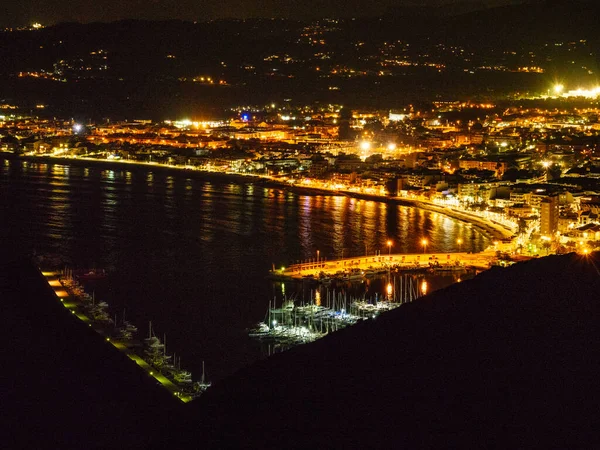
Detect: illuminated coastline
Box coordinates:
(3, 152, 516, 243)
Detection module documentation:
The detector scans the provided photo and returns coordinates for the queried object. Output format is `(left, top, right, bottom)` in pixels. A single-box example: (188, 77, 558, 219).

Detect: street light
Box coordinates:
(387, 240, 392, 256)
(316, 250, 320, 266)
(421, 238, 428, 254)
(420, 280, 428, 296)
(457, 238, 463, 252)
(553, 83, 564, 96)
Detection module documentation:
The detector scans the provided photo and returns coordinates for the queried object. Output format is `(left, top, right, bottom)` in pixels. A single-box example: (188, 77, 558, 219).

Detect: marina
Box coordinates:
(250, 273, 425, 348)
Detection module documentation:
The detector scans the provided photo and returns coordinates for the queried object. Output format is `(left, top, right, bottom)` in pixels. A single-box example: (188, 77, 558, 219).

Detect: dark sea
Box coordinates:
(0, 156, 491, 381)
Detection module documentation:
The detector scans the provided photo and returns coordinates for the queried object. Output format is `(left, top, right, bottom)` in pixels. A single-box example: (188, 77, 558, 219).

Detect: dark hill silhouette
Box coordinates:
(154, 252, 600, 449)
(2, 2, 599, 77)
(441, 0, 600, 46)
(1, 3, 599, 116)
(0, 256, 181, 450)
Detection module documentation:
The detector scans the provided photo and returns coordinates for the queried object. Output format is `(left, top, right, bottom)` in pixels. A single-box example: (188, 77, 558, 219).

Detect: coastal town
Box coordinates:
(3, 98, 600, 257)
(5, 3, 600, 448)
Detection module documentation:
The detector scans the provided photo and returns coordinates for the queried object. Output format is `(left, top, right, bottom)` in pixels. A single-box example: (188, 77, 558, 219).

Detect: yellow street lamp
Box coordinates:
(553, 83, 564, 96)
(457, 238, 463, 251)
(387, 240, 392, 256)
(421, 238, 428, 254)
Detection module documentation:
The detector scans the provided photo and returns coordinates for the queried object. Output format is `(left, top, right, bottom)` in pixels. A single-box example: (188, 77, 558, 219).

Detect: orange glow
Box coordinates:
(386, 283, 393, 297)
(54, 290, 68, 298)
(48, 279, 62, 287)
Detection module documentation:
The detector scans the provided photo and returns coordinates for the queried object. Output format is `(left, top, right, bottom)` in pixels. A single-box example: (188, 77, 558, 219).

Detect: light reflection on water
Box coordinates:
(273, 269, 472, 308)
(0, 158, 491, 381)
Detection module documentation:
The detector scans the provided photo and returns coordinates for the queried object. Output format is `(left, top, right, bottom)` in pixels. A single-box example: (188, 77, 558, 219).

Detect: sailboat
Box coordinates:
(195, 361, 211, 392)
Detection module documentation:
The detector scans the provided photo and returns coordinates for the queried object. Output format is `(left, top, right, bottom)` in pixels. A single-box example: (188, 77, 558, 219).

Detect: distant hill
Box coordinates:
(1, 2, 598, 76)
(440, 0, 600, 46)
(152, 252, 600, 448)
(1, 2, 599, 116)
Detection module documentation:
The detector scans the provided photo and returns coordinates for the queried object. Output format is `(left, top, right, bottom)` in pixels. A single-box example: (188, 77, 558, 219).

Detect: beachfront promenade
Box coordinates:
(280, 251, 498, 279)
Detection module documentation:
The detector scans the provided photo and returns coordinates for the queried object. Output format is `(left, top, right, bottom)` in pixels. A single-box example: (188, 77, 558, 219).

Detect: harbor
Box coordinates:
(0, 159, 496, 382)
(250, 272, 426, 349)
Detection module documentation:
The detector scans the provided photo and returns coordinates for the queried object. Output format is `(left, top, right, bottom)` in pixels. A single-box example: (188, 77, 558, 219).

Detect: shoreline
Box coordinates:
(394, 199, 515, 241)
(2, 153, 513, 242)
(2, 153, 340, 196)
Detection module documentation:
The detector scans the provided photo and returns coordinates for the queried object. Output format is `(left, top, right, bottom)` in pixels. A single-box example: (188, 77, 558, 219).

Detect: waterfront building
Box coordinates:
(540, 194, 559, 237)
(458, 159, 507, 177)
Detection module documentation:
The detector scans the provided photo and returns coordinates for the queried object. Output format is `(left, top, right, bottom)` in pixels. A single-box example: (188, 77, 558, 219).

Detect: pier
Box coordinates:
(42, 269, 207, 402)
(275, 251, 498, 280)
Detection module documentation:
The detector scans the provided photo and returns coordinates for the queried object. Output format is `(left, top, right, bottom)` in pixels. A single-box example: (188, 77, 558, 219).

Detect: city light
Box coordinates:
(560, 86, 600, 99)
(387, 143, 396, 151)
(359, 141, 371, 151)
(553, 83, 564, 95)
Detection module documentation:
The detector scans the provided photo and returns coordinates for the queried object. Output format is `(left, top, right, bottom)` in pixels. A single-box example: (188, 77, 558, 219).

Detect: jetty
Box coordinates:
(272, 251, 498, 281)
(43, 268, 210, 402)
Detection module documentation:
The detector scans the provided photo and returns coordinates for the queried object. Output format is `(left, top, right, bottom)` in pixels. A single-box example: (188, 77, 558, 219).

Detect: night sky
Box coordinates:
(2, 0, 522, 28)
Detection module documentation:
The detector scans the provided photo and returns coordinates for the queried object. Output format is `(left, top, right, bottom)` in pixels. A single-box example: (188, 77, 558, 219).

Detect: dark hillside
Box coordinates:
(441, 0, 600, 47)
(158, 252, 600, 449)
(0, 256, 180, 450)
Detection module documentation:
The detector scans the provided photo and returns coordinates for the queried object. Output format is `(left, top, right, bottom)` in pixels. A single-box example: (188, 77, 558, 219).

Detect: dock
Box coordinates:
(43, 269, 202, 402)
(274, 251, 497, 280)
(2, 257, 180, 449)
